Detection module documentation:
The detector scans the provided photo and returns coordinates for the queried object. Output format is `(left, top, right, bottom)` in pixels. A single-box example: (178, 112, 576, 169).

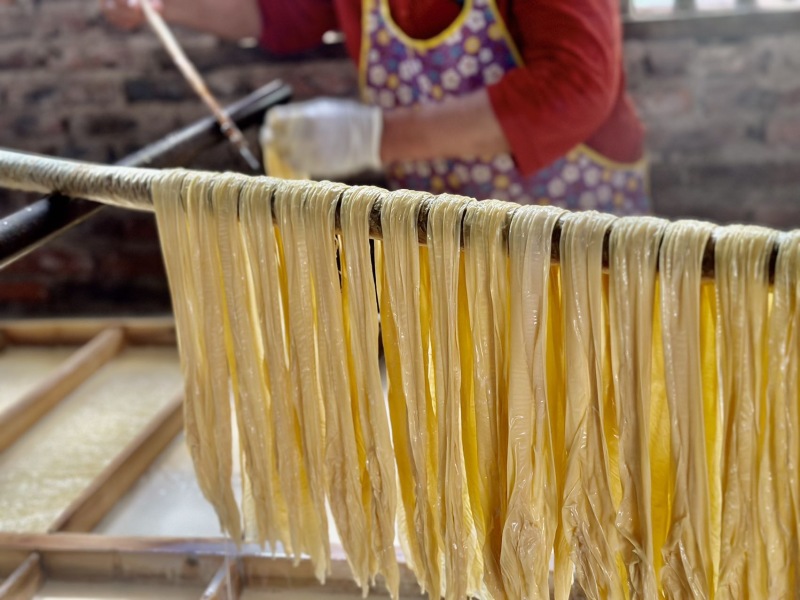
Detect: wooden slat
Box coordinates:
(0, 343, 179, 597)
(201, 559, 241, 600)
(48, 393, 184, 533)
(0, 550, 30, 575)
(0, 317, 176, 346)
(0, 533, 229, 584)
(0, 533, 238, 555)
(0, 534, 412, 591)
(242, 554, 420, 597)
(0, 328, 126, 453)
(0, 533, 595, 597)
(0, 553, 43, 600)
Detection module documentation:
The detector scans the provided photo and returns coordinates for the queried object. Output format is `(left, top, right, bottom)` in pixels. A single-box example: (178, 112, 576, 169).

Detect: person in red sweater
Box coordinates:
(104, 0, 648, 213)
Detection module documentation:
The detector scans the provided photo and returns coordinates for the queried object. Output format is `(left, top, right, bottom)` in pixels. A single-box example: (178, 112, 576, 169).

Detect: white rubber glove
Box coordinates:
(260, 98, 383, 180)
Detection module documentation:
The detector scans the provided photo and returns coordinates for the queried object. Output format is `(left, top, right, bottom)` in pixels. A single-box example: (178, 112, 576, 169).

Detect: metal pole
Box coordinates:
(0, 81, 291, 270)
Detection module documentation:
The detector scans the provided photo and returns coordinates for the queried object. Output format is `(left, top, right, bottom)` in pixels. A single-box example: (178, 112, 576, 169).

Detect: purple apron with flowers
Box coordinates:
(360, 0, 650, 214)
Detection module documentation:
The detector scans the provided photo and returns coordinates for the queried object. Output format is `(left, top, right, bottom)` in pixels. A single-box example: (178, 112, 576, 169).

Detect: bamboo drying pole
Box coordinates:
(0, 148, 784, 282)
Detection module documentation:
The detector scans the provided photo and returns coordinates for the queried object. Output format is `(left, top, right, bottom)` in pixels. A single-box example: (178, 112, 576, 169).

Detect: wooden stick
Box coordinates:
(0, 533, 415, 594)
(0, 533, 226, 585)
(0, 328, 126, 453)
(0, 553, 43, 600)
(0, 317, 175, 346)
(138, 0, 261, 172)
(0, 533, 239, 555)
(201, 559, 242, 600)
(49, 393, 184, 533)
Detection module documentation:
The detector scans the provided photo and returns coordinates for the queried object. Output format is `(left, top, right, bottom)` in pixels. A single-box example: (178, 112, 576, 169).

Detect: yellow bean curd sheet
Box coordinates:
(0, 347, 182, 533)
(151, 169, 800, 599)
(0, 347, 77, 415)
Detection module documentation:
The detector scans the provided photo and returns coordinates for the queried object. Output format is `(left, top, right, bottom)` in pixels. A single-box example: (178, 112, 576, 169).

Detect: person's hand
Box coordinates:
(101, 0, 163, 31)
(261, 98, 383, 180)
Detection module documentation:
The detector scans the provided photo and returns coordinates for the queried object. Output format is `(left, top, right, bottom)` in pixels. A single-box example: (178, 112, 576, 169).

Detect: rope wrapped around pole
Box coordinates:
(0, 150, 158, 211)
(0, 148, 784, 281)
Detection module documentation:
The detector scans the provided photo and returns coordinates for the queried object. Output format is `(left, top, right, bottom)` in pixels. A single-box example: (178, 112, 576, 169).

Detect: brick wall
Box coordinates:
(626, 30, 800, 226)
(0, 0, 798, 316)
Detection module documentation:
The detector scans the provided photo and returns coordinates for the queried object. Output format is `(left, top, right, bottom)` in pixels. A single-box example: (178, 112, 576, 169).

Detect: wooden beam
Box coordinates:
(0, 534, 230, 584)
(0, 550, 30, 575)
(49, 393, 184, 533)
(242, 554, 420, 597)
(0, 317, 176, 346)
(0, 554, 43, 600)
(201, 559, 242, 600)
(0, 533, 238, 555)
(0, 534, 415, 593)
(0, 328, 126, 453)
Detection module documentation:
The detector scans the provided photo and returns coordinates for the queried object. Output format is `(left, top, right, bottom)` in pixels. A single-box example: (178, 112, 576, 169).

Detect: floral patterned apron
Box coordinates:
(360, 0, 650, 214)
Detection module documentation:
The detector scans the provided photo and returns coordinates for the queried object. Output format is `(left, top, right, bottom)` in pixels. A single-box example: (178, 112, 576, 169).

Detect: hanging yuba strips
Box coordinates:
(147, 171, 800, 600)
(340, 186, 401, 597)
(500, 204, 565, 600)
(560, 210, 625, 600)
(378, 189, 443, 596)
(608, 216, 668, 599)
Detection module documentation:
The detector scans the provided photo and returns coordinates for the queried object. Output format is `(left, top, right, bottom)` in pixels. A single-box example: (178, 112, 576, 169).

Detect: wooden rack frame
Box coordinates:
(0, 318, 428, 599)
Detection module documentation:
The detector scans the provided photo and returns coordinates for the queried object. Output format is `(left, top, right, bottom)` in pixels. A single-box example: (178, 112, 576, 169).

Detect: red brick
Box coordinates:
(637, 83, 695, 119)
(766, 113, 800, 146)
(95, 246, 166, 281)
(0, 281, 49, 302)
(60, 73, 126, 106)
(121, 214, 160, 239)
(0, 5, 34, 38)
(0, 40, 47, 69)
(51, 32, 133, 70)
(10, 114, 66, 138)
(74, 113, 138, 138)
(780, 87, 800, 108)
(35, 246, 96, 279)
(645, 40, 697, 76)
(693, 44, 758, 79)
(1, 72, 57, 107)
(35, 1, 96, 37)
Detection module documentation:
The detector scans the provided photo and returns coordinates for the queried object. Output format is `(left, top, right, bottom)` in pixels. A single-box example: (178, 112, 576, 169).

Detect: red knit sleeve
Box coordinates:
(487, 0, 622, 175)
(258, 0, 339, 55)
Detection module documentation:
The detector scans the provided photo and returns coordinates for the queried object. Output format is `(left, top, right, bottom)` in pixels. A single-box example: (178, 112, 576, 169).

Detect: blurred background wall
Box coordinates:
(1, 0, 799, 315)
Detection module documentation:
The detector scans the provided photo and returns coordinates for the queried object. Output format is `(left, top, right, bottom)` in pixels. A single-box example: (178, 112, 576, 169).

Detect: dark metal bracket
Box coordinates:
(0, 80, 291, 270)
